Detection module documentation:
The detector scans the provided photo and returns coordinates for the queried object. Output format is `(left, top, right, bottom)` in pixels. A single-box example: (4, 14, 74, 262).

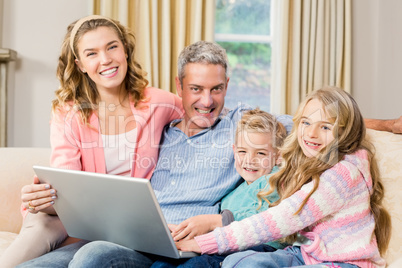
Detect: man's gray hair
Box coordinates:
(177, 41, 228, 83)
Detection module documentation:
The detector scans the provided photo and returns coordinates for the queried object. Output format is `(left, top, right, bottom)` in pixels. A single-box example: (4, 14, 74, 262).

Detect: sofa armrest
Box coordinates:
(0, 148, 51, 233)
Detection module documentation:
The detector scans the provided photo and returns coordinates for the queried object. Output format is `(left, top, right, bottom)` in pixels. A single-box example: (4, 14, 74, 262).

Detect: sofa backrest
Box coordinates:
(0, 148, 51, 233)
(366, 129, 402, 265)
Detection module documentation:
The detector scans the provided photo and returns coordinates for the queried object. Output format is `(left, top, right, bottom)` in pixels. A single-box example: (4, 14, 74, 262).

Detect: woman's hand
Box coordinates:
(176, 239, 202, 253)
(21, 176, 57, 215)
(170, 214, 222, 241)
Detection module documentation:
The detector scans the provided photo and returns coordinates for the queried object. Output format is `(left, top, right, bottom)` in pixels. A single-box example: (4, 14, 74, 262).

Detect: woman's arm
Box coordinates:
(20, 108, 84, 218)
(49, 108, 83, 170)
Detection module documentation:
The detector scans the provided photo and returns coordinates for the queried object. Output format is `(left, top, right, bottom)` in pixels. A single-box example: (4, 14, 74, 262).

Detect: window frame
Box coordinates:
(214, 0, 274, 112)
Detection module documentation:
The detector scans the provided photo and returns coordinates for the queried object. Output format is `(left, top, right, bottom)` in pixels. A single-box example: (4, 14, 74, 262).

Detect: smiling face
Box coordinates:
(74, 26, 127, 94)
(233, 131, 279, 185)
(298, 98, 336, 158)
(176, 63, 228, 135)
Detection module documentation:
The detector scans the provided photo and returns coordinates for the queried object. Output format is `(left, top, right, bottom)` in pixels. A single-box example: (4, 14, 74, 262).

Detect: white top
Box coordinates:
(101, 128, 137, 176)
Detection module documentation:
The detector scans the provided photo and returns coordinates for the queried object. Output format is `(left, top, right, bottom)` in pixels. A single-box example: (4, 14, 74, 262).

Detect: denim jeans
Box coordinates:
(69, 241, 156, 268)
(16, 240, 155, 268)
(151, 244, 276, 268)
(16, 240, 89, 268)
(222, 246, 359, 268)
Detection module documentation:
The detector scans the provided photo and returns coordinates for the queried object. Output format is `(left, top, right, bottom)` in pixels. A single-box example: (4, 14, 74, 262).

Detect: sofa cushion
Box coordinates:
(0, 148, 51, 234)
(366, 129, 402, 265)
(0, 232, 18, 254)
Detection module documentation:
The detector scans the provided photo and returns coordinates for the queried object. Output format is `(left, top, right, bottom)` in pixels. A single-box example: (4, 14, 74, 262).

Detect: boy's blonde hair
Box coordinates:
(235, 108, 287, 150)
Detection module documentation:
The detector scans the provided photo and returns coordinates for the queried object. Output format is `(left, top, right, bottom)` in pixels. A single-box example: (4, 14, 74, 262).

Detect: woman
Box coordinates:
(0, 15, 182, 267)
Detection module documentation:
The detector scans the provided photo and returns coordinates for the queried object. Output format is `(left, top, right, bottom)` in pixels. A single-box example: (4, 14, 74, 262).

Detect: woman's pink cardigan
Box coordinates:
(22, 87, 182, 217)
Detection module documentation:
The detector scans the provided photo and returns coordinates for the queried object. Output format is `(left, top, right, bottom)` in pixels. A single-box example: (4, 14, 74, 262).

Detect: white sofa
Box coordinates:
(0, 129, 401, 266)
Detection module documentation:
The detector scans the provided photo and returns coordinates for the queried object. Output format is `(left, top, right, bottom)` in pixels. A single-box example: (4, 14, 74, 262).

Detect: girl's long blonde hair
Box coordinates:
(52, 16, 149, 124)
(258, 87, 391, 255)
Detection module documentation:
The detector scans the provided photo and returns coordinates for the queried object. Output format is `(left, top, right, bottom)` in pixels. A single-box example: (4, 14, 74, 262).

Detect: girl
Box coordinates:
(0, 15, 182, 267)
(177, 87, 391, 268)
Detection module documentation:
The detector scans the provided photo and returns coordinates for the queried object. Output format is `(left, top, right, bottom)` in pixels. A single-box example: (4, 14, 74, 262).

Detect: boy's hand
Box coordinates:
(171, 214, 222, 241)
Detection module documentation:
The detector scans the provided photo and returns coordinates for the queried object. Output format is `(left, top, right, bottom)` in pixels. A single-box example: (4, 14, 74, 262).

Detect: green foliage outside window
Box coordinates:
(215, 0, 271, 35)
(215, 0, 272, 111)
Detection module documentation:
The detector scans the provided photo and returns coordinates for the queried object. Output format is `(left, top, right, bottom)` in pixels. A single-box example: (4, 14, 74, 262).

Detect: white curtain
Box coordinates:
(93, 0, 215, 93)
(271, 0, 352, 115)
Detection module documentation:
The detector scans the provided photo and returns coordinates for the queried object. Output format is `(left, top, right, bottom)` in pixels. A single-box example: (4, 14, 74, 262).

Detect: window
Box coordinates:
(215, 0, 272, 112)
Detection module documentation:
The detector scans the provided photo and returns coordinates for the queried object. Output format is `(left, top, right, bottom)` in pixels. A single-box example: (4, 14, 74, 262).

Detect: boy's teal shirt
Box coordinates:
(221, 165, 286, 249)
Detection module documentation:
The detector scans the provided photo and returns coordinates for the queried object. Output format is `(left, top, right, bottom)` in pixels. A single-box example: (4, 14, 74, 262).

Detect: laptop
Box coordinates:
(33, 165, 198, 259)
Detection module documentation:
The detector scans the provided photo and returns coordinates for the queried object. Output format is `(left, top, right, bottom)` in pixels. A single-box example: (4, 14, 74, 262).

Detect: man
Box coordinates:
(63, 41, 291, 267)
(151, 41, 277, 226)
(18, 41, 291, 267)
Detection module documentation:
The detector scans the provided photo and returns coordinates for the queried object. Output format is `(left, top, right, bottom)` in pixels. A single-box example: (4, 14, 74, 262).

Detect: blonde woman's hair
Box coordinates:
(257, 87, 391, 255)
(52, 16, 149, 124)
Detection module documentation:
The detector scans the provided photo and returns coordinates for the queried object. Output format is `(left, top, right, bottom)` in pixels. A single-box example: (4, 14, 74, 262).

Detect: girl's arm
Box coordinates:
(193, 158, 362, 255)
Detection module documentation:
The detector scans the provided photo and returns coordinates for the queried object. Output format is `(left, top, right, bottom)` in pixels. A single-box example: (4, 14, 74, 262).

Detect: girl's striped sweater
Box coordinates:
(195, 149, 385, 268)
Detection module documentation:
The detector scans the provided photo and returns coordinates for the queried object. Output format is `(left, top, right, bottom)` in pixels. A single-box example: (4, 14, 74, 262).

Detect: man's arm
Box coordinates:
(365, 116, 402, 134)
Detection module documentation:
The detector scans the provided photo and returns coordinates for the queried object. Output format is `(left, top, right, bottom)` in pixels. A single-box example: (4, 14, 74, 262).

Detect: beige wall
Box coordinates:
(352, 0, 402, 119)
(2, 0, 91, 147)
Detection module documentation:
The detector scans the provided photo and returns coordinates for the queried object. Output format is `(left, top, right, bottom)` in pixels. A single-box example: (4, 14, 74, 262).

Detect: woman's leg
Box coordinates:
(15, 240, 88, 268)
(69, 241, 155, 268)
(0, 212, 68, 268)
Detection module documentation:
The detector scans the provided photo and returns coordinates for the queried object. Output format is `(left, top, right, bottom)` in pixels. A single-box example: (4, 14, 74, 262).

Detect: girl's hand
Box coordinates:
(21, 176, 57, 214)
(171, 214, 222, 241)
(176, 239, 202, 253)
(167, 224, 178, 233)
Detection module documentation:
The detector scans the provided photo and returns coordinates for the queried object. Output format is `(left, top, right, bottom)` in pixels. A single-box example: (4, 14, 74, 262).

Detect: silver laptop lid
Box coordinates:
(33, 165, 197, 259)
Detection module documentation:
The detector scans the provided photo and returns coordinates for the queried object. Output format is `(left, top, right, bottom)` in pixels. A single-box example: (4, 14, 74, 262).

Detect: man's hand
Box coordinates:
(170, 214, 222, 241)
(391, 116, 402, 134)
(365, 117, 402, 134)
